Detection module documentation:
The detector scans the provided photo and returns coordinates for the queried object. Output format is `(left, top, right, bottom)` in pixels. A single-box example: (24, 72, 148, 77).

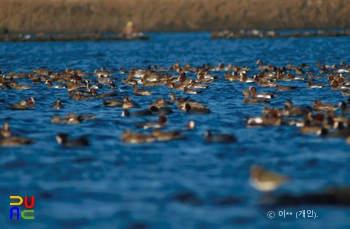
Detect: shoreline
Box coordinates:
(0, 0, 349, 34)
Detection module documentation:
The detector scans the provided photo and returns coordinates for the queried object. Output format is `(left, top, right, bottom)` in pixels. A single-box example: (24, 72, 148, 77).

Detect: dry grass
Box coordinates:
(0, 0, 349, 33)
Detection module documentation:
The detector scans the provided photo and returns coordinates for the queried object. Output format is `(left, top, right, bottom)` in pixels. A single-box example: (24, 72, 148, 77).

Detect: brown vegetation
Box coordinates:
(0, 0, 349, 33)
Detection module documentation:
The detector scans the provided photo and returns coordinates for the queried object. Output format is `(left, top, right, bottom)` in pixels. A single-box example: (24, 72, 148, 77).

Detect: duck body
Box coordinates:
(204, 131, 237, 143)
(56, 133, 89, 147)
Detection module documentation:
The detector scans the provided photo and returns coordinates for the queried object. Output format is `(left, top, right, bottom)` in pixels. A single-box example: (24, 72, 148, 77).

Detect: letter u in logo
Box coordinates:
(10, 196, 23, 206)
(24, 196, 35, 208)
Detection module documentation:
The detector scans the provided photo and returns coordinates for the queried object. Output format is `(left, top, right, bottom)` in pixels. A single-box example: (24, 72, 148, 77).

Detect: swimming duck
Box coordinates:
(122, 95, 140, 108)
(152, 129, 185, 141)
(0, 134, 35, 147)
(93, 67, 114, 77)
(338, 102, 350, 115)
(275, 84, 297, 91)
(11, 81, 31, 90)
(122, 106, 162, 117)
(45, 80, 67, 89)
(135, 116, 167, 129)
(68, 80, 85, 91)
(257, 60, 273, 70)
(152, 64, 167, 72)
(132, 84, 152, 96)
(121, 129, 156, 143)
(249, 165, 289, 192)
(307, 80, 325, 88)
(204, 130, 237, 143)
(249, 86, 276, 99)
(189, 80, 209, 89)
(73, 91, 91, 101)
(183, 120, 195, 130)
(313, 100, 337, 111)
(308, 73, 322, 79)
(242, 90, 270, 104)
(317, 126, 350, 138)
(184, 86, 202, 94)
(103, 99, 123, 107)
(225, 72, 239, 81)
(1, 122, 11, 137)
(332, 65, 349, 73)
(56, 133, 89, 147)
(283, 100, 310, 116)
(51, 98, 64, 109)
(148, 98, 172, 108)
(182, 103, 211, 114)
(141, 77, 162, 87)
(90, 88, 117, 98)
(9, 100, 28, 110)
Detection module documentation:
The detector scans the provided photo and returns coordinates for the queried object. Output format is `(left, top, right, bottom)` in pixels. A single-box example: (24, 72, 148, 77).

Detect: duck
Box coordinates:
(332, 65, 349, 73)
(9, 100, 28, 110)
(90, 88, 117, 98)
(107, 79, 118, 89)
(1, 122, 11, 137)
(184, 86, 202, 95)
(225, 71, 239, 81)
(148, 98, 172, 108)
(204, 130, 237, 143)
(317, 126, 350, 138)
(0, 134, 35, 147)
(257, 60, 272, 70)
(121, 129, 156, 143)
(122, 106, 162, 117)
(11, 81, 31, 90)
(283, 100, 310, 116)
(135, 116, 167, 129)
(56, 133, 89, 147)
(182, 103, 211, 114)
(308, 73, 322, 79)
(242, 90, 270, 104)
(249, 165, 289, 192)
(313, 100, 338, 111)
(249, 86, 276, 99)
(275, 84, 297, 91)
(152, 129, 185, 141)
(45, 80, 67, 89)
(51, 98, 64, 109)
(152, 64, 167, 72)
(132, 84, 152, 96)
(183, 120, 195, 130)
(239, 72, 255, 83)
(338, 102, 350, 115)
(68, 80, 85, 91)
(93, 67, 114, 77)
(257, 78, 276, 87)
(122, 95, 140, 109)
(316, 62, 332, 69)
(141, 77, 162, 87)
(103, 99, 123, 107)
(189, 80, 209, 89)
(307, 80, 325, 88)
(73, 91, 91, 101)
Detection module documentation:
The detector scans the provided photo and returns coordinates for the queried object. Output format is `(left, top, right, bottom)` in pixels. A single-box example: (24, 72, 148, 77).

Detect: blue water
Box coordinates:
(1, 32, 350, 229)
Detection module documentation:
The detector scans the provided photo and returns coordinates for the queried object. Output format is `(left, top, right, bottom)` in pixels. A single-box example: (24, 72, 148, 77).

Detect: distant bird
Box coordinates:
(56, 133, 89, 147)
(249, 165, 289, 192)
(204, 131, 237, 143)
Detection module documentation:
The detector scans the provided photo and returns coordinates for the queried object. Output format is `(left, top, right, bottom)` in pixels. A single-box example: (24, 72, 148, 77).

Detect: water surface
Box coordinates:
(1, 33, 350, 229)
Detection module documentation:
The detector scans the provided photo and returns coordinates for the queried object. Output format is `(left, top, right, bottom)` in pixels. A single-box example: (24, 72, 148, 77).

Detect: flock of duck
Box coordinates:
(1, 60, 350, 149)
(1, 59, 350, 193)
